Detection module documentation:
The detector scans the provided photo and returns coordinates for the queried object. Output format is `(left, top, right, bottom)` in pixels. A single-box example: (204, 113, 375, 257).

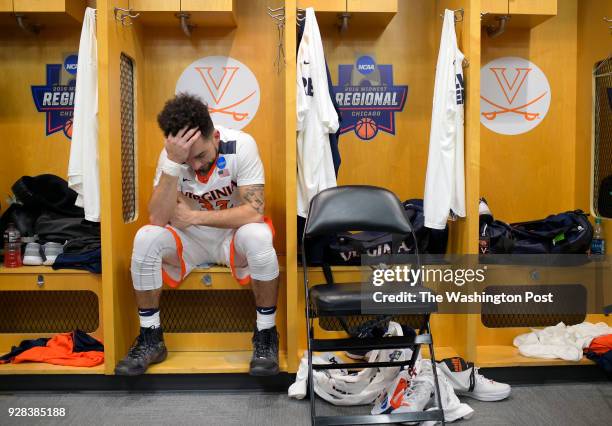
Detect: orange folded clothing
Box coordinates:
(586, 334, 612, 356)
(12, 332, 104, 367)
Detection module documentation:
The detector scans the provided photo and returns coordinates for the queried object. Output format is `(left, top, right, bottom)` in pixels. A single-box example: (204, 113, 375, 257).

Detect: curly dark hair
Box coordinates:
(157, 93, 214, 138)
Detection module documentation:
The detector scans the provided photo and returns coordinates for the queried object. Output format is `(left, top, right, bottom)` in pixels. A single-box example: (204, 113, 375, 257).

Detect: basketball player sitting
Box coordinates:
(115, 94, 280, 376)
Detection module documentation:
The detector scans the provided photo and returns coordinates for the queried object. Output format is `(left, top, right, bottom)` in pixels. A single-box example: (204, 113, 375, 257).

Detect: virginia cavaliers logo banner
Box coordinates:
(480, 56, 551, 135)
(176, 56, 260, 130)
(31, 53, 78, 140)
(332, 55, 408, 141)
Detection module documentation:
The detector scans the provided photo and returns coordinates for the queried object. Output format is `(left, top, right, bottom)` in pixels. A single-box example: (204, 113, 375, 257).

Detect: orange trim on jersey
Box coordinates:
(161, 226, 186, 288)
(229, 216, 276, 286)
(195, 159, 218, 184)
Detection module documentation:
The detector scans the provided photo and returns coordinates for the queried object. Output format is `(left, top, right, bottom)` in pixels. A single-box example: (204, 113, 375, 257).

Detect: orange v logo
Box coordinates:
(489, 67, 532, 104)
(196, 66, 239, 105)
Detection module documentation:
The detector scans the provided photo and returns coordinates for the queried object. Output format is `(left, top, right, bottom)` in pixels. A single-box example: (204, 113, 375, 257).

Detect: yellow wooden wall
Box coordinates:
(292, 0, 482, 365)
(0, 27, 80, 200)
(98, 0, 148, 373)
(321, 0, 435, 198)
(480, 0, 578, 222)
(477, 0, 611, 349)
(139, 1, 287, 256)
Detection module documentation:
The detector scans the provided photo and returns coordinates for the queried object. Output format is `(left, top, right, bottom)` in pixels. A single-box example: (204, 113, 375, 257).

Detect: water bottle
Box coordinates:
(590, 217, 605, 256)
(3, 223, 23, 268)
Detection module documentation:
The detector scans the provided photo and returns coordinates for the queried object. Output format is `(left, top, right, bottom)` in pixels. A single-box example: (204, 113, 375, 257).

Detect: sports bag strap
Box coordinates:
(322, 262, 334, 286)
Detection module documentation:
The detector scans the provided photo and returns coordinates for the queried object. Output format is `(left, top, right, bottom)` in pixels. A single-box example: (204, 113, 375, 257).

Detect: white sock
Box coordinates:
(139, 308, 161, 329)
(256, 306, 277, 331)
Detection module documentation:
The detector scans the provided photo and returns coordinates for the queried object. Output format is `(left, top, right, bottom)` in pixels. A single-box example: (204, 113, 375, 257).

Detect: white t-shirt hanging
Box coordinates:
(68, 7, 100, 222)
(296, 7, 339, 218)
(423, 9, 466, 230)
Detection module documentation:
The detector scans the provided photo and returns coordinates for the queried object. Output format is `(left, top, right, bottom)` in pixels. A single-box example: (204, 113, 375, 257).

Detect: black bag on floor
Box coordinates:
(481, 210, 593, 254)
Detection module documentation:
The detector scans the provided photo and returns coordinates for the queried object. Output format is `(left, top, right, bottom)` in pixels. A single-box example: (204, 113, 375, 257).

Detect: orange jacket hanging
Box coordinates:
(12, 332, 103, 367)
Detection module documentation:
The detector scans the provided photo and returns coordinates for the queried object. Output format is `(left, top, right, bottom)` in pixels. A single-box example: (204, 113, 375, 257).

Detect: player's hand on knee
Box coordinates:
(170, 197, 196, 229)
(165, 126, 201, 164)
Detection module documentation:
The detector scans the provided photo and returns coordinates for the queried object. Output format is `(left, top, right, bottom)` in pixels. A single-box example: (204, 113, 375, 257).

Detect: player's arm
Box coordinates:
(171, 184, 264, 229)
(149, 127, 201, 226)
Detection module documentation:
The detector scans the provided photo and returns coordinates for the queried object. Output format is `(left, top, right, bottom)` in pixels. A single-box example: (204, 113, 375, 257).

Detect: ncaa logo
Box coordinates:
(480, 57, 551, 135)
(176, 56, 260, 130)
(216, 156, 226, 170)
(356, 55, 376, 75)
(64, 54, 78, 75)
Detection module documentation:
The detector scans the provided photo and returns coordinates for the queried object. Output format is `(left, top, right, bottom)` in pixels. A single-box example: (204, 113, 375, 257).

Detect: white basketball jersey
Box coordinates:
(154, 126, 265, 211)
(68, 7, 100, 222)
(423, 9, 466, 230)
(296, 7, 339, 218)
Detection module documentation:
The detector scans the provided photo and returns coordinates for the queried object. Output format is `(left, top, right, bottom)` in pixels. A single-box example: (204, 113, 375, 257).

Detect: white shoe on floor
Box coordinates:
(372, 369, 412, 415)
(395, 374, 435, 424)
(42, 241, 64, 265)
(22, 242, 43, 265)
(438, 357, 511, 402)
(419, 360, 475, 425)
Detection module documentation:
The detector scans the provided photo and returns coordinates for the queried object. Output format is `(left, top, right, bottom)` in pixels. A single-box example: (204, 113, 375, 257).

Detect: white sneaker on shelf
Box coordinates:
(42, 242, 64, 266)
(438, 357, 511, 402)
(22, 242, 43, 266)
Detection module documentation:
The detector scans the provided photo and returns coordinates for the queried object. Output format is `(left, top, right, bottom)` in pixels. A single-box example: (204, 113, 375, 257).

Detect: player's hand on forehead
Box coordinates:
(175, 126, 200, 139)
(165, 126, 201, 164)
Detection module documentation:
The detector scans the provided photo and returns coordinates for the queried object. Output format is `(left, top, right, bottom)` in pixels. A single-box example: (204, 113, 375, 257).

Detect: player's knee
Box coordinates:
(133, 225, 168, 254)
(234, 223, 278, 281)
(235, 222, 273, 250)
(131, 225, 169, 291)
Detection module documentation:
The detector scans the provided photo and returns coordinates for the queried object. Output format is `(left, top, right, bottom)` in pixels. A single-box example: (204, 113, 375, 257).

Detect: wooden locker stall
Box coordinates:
(99, 0, 289, 374)
(292, 0, 482, 370)
(576, 1, 612, 254)
(0, 0, 104, 375)
(474, 0, 612, 367)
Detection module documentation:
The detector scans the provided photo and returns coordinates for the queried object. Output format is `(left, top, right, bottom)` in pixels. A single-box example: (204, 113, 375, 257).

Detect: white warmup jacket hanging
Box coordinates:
(423, 9, 465, 230)
(68, 7, 100, 222)
(296, 7, 339, 218)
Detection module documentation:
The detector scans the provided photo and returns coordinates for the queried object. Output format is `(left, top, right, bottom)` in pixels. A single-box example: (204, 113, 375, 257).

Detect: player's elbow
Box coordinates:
(246, 206, 264, 224)
(251, 211, 265, 224)
(149, 213, 167, 227)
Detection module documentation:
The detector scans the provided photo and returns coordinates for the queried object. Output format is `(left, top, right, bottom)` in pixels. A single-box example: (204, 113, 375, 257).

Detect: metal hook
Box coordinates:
(274, 24, 285, 74)
(14, 13, 41, 35)
(605, 17, 612, 32)
(176, 12, 194, 37)
(114, 7, 140, 26)
(337, 12, 350, 32)
(268, 5, 285, 73)
(440, 8, 464, 23)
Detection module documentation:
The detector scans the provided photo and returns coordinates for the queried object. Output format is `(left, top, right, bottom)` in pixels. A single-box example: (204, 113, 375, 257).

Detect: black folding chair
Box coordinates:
(302, 185, 445, 426)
